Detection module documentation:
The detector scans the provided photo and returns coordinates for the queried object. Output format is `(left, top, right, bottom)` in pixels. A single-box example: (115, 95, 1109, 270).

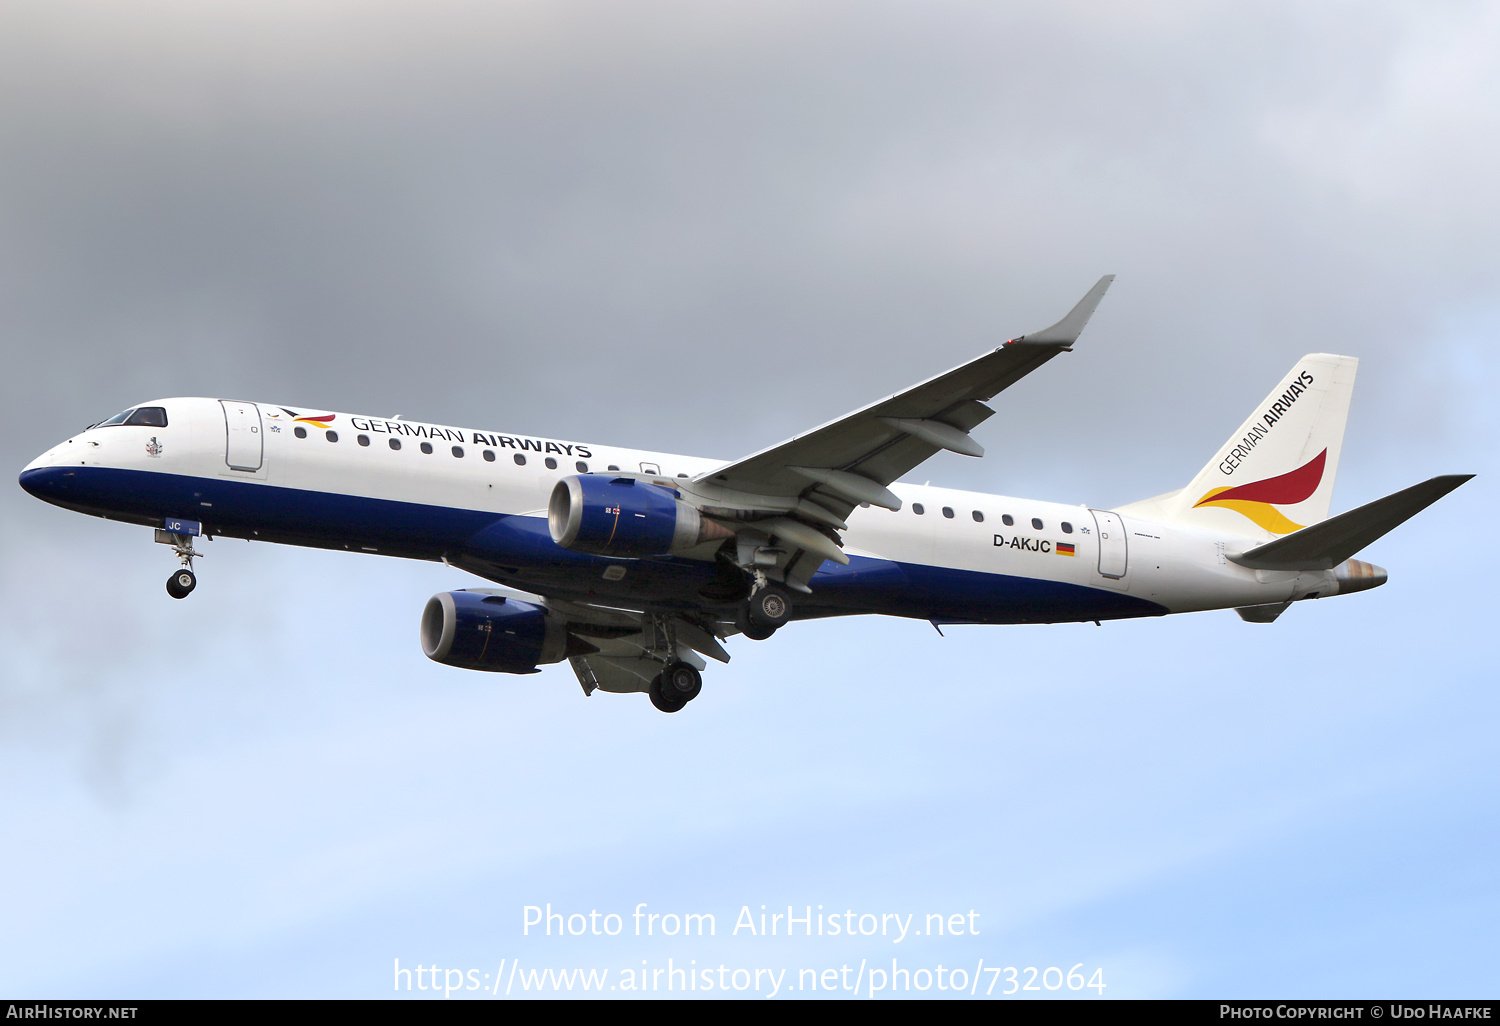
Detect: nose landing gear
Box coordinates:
(166, 568, 197, 599)
(155, 525, 202, 600)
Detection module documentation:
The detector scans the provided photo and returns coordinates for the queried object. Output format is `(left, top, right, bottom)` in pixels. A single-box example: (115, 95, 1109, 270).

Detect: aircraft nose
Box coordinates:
(19, 442, 77, 504)
(19, 466, 69, 503)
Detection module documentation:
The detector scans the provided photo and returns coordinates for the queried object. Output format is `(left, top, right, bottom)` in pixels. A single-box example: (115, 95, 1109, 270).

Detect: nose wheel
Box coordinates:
(156, 527, 203, 599)
(166, 568, 197, 599)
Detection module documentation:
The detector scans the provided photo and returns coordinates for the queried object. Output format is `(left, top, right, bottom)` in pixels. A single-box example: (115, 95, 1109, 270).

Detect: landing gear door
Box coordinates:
(221, 400, 264, 472)
(1090, 509, 1128, 580)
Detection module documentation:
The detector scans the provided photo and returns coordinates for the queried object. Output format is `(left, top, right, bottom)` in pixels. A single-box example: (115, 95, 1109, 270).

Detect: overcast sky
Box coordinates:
(2, 0, 1497, 999)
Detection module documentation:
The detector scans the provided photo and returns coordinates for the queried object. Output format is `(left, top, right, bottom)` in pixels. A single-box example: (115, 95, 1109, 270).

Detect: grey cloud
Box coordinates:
(3, 1, 1493, 490)
(1, 2, 1495, 988)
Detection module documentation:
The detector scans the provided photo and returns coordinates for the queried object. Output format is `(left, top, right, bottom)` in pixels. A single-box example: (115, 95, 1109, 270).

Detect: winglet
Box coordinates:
(1012, 274, 1115, 346)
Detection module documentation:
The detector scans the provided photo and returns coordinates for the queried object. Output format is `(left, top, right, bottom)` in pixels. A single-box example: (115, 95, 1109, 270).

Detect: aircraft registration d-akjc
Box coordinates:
(20, 278, 1472, 712)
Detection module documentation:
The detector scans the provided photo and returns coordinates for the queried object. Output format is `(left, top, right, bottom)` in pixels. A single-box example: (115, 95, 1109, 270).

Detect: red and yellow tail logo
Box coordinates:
(1193, 449, 1326, 534)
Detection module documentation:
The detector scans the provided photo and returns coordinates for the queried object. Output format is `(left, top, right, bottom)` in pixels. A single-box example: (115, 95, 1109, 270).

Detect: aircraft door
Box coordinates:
(221, 400, 264, 471)
(1090, 509, 1128, 579)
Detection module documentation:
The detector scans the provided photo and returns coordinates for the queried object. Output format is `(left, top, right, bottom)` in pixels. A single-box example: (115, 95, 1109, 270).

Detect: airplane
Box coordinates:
(18, 276, 1472, 713)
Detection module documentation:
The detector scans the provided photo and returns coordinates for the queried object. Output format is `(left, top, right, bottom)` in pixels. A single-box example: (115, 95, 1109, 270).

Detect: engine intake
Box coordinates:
(421, 591, 575, 674)
(548, 475, 731, 558)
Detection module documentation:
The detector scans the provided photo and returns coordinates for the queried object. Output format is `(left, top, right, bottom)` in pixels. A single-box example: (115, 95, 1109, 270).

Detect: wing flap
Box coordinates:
(569, 654, 657, 695)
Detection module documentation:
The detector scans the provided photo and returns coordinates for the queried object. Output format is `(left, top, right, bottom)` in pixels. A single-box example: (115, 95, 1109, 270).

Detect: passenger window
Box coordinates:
(1061, 521, 1073, 534)
(357, 434, 370, 447)
(1031, 518, 1043, 530)
(972, 510, 984, 523)
(677, 473, 688, 479)
(125, 407, 167, 427)
(1001, 514, 1014, 526)
(576, 461, 588, 473)
(514, 454, 527, 466)
(544, 457, 557, 470)
(912, 503, 925, 515)
(607, 464, 620, 472)
(420, 442, 433, 454)
(294, 426, 307, 439)
(389, 438, 401, 451)
(483, 449, 496, 462)
(452, 446, 464, 458)
(942, 507, 954, 519)
(325, 430, 338, 442)
(860, 502, 871, 509)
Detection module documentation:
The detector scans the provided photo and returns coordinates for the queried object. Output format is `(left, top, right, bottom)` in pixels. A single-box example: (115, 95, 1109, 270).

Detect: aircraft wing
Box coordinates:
(445, 582, 733, 695)
(694, 275, 1113, 516)
(685, 277, 1113, 589)
(564, 605, 731, 697)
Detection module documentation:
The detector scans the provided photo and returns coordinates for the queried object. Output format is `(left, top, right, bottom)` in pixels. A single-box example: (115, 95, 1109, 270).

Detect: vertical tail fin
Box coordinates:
(1120, 354, 1358, 539)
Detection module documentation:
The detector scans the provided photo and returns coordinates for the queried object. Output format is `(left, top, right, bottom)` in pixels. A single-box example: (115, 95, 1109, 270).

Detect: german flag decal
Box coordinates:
(1056, 542, 1076, 556)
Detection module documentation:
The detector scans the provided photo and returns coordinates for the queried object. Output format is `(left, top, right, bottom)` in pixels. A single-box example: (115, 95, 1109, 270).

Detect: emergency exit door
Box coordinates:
(221, 400, 263, 471)
(1090, 509, 1128, 579)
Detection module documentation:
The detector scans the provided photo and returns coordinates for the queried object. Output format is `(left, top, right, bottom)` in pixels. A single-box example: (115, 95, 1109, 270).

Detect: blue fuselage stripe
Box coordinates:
(18, 466, 1168, 624)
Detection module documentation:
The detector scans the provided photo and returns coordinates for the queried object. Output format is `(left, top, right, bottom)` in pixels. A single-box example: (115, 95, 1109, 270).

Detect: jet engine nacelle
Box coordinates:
(548, 475, 731, 558)
(421, 591, 569, 674)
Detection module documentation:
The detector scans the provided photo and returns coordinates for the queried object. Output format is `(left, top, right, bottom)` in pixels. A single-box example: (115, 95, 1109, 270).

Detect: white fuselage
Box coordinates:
(20, 396, 1356, 623)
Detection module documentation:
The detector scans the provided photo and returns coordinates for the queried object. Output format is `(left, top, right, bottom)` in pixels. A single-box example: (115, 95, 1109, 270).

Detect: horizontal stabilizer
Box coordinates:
(1229, 474, 1473, 570)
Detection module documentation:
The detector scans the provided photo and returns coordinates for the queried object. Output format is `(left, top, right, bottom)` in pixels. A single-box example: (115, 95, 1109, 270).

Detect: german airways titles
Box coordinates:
(19, 277, 1471, 712)
(342, 414, 595, 460)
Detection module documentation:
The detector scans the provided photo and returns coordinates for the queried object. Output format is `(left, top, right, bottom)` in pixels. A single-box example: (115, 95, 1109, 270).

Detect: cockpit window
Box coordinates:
(91, 406, 168, 429)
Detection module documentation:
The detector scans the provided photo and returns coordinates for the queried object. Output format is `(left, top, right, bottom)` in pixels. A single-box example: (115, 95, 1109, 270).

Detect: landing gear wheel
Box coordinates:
(648, 673, 687, 714)
(744, 585, 792, 633)
(735, 614, 776, 641)
(661, 661, 702, 703)
(166, 568, 197, 599)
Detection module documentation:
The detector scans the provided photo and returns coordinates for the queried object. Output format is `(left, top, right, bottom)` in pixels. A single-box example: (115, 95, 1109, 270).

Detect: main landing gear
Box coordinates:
(736, 583, 792, 641)
(649, 661, 703, 714)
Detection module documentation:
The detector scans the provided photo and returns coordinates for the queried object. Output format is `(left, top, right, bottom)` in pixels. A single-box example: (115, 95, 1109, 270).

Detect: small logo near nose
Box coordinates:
(145, 437, 163, 457)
